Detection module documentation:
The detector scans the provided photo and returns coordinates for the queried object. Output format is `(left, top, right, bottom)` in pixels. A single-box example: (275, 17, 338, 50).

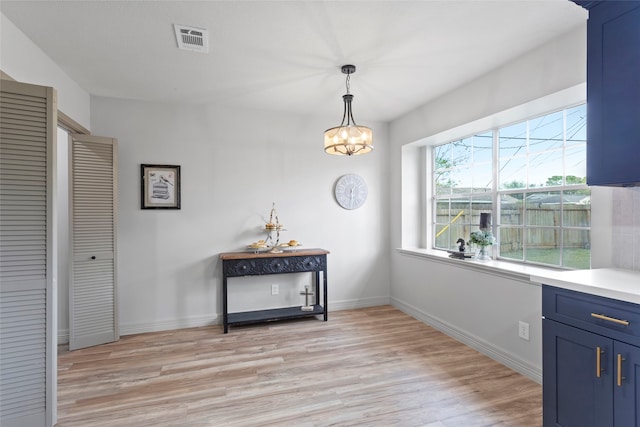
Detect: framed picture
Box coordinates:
(141, 164, 181, 209)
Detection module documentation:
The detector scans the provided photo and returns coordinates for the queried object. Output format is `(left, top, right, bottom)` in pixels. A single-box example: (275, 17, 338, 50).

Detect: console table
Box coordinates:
(219, 249, 329, 333)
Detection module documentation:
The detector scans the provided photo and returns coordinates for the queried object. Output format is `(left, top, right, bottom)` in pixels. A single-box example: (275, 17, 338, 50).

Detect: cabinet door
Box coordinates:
(614, 341, 640, 427)
(543, 318, 613, 427)
(0, 80, 56, 427)
(585, 1, 640, 186)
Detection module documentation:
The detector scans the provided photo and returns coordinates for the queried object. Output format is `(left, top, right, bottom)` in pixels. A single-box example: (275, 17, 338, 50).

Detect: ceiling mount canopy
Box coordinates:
(324, 65, 373, 156)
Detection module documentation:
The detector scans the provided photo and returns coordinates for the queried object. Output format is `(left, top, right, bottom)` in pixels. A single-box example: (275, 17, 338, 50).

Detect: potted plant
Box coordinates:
(469, 229, 495, 260)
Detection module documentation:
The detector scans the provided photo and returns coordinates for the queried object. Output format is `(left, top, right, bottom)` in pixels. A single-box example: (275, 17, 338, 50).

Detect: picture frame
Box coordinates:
(141, 164, 181, 209)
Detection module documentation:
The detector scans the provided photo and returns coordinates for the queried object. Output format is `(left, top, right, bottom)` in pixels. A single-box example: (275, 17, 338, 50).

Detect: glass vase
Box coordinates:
(476, 245, 490, 261)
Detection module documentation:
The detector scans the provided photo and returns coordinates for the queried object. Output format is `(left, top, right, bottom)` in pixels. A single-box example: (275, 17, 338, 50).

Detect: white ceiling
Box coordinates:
(1, 0, 586, 123)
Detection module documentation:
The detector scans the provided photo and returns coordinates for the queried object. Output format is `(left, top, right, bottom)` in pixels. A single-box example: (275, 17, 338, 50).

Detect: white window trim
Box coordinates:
(400, 84, 593, 271)
(431, 106, 590, 268)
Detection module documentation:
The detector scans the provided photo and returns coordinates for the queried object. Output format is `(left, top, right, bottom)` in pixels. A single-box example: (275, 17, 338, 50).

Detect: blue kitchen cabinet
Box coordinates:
(542, 285, 640, 426)
(572, 1, 640, 186)
(615, 341, 640, 426)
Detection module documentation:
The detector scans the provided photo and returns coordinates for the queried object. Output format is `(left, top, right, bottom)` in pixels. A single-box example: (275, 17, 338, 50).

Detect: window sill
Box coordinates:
(397, 247, 567, 283)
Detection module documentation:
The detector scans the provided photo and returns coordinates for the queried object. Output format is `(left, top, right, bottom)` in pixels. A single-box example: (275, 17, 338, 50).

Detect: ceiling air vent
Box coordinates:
(173, 24, 209, 53)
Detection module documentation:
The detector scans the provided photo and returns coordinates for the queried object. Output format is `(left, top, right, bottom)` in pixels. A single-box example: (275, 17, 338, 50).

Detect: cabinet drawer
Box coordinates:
(543, 285, 640, 347)
(223, 254, 326, 277)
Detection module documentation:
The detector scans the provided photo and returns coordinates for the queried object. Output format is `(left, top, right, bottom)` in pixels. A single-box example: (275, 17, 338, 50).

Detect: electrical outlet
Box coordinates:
(519, 321, 530, 341)
(271, 284, 279, 295)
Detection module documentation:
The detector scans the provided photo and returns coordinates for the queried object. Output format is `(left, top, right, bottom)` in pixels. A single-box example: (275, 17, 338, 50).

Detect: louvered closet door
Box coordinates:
(69, 134, 118, 350)
(0, 80, 56, 427)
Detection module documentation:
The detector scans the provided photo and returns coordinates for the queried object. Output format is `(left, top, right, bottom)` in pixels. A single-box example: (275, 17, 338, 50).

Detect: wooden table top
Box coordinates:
(219, 248, 329, 260)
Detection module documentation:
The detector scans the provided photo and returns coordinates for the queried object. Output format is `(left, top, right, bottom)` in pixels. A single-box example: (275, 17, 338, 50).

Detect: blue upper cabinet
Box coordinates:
(572, 1, 640, 186)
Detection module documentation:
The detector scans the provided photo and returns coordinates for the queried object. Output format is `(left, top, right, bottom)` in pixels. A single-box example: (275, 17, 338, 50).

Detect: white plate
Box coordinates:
(280, 243, 302, 251)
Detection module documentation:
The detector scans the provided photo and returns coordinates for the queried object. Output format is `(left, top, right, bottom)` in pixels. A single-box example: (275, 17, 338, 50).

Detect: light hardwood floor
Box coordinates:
(57, 306, 541, 426)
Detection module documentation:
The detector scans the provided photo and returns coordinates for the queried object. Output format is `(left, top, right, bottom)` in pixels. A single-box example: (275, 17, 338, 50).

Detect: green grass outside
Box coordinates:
(500, 248, 591, 270)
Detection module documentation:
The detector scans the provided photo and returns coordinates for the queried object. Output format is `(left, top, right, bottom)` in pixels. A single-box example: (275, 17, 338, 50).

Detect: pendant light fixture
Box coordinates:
(324, 65, 373, 156)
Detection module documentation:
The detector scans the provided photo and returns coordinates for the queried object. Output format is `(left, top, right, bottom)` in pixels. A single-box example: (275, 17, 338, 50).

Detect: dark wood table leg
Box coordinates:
(323, 264, 328, 321)
(222, 273, 229, 333)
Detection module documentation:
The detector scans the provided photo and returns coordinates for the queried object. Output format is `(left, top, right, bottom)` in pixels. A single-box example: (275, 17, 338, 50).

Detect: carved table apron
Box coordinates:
(219, 249, 329, 333)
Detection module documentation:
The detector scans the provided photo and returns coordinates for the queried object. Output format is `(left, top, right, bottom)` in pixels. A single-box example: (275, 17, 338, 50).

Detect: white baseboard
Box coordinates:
(58, 297, 392, 342)
(329, 296, 391, 311)
(58, 315, 220, 344)
(119, 314, 219, 336)
(392, 297, 542, 384)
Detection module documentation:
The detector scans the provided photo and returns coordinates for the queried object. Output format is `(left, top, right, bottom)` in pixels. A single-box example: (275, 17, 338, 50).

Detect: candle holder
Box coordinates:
(264, 202, 285, 253)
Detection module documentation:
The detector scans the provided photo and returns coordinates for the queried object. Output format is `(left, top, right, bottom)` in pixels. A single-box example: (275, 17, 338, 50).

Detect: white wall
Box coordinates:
(388, 26, 591, 382)
(393, 256, 543, 380)
(1, 12, 91, 130)
(89, 97, 390, 335)
(2, 8, 390, 339)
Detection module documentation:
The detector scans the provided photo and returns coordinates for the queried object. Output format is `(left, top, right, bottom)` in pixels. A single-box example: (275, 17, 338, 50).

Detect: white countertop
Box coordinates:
(531, 268, 640, 304)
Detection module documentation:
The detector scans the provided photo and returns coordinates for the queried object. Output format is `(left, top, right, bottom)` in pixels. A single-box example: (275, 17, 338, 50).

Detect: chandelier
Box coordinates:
(324, 65, 373, 156)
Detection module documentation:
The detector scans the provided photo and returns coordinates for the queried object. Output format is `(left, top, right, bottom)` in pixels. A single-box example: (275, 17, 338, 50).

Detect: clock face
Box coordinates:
(335, 174, 368, 210)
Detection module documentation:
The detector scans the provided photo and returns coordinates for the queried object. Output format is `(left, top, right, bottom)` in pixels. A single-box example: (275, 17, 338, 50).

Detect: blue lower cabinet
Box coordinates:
(543, 319, 613, 426)
(543, 285, 640, 426)
(615, 341, 640, 427)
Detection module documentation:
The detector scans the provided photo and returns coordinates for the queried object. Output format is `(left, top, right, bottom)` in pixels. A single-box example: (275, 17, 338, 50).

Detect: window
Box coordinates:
(433, 104, 590, 269)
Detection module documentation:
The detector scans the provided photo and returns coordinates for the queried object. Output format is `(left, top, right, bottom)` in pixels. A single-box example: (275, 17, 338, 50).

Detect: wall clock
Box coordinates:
(334, 174, 368, 210)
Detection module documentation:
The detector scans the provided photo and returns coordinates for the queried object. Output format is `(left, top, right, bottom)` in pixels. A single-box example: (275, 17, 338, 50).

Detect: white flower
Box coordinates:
(469, 230, 495, 247)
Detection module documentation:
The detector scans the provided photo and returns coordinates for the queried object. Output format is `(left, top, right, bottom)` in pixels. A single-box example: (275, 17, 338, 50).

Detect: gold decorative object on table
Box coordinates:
(264, 202, 284, 253)
(247, 203, 301, 254)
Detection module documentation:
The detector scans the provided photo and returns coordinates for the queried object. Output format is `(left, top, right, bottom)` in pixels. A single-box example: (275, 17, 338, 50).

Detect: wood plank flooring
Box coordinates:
(57, 306, 541, 426)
